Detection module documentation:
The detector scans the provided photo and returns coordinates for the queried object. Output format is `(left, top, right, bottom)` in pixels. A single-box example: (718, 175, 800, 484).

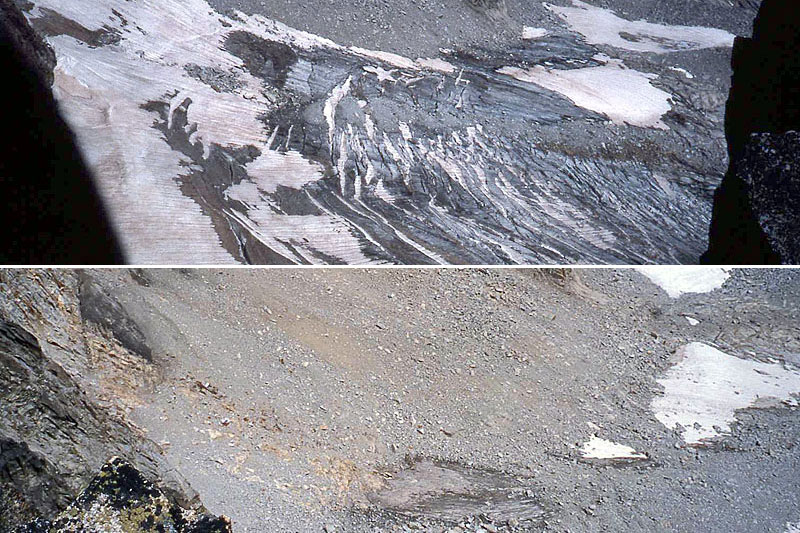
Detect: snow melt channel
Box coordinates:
(652, 342, 800, 445)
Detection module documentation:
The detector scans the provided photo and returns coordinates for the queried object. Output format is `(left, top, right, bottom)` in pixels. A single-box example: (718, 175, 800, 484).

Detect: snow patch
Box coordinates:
(498, 58, 672, 129)
(652, 342, 800, 445)
(637, 267, 730, 298)
(522, 27, 549, 40)
(324, 76, 353, 147)
(544, 0, 735, 54)
(668, 66, 695, 79)
(350, 47, 417, 70)
(363, 65, 398, 84)
(581, 436, 646, 459)
(243, 149, 325, 194)
(415, 57, 457, 74)
(685, 316, 699, 326)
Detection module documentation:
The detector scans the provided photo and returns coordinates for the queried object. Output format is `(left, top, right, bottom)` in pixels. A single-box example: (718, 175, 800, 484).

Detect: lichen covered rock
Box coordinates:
(21, 458, 231, 533)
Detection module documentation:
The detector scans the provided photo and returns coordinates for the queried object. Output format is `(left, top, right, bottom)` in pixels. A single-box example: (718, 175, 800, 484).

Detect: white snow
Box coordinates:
(522, 27, 549, 40)
(498, 57, 672, 129)
(581, 436, 646, 459)
(324, 76, 353, 147)
(637, 267, 730, 298)
(350, 47, 417, 70)
(652, 342, 800, 445)
(544, 0, 735, 54)
(668, 66, 695, 79)
(242, 148, 325, 194)
(685, 316, 700, 326)
(363, 65, 398, 84)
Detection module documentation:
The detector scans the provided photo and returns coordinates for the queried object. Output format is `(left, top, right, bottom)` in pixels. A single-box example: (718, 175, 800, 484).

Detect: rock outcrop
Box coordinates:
(0, 271, 226, 531)
(16, 458, 232, 533)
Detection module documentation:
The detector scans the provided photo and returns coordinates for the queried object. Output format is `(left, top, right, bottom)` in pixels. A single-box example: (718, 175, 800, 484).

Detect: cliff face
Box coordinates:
(0, 271, 226, 531)
(704, 0, 800, 264)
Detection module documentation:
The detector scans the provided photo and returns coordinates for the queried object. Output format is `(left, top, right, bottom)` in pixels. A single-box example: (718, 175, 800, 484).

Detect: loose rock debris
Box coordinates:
(2, 268, 798, 531)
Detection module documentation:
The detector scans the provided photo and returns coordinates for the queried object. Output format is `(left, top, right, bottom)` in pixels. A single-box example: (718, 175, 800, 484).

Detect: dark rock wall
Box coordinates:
(703, 0, 800, 264)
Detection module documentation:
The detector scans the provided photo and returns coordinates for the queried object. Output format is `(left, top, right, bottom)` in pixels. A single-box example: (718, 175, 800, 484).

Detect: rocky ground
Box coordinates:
(1, 267, 799, 532)
(14, 0, 762, 263)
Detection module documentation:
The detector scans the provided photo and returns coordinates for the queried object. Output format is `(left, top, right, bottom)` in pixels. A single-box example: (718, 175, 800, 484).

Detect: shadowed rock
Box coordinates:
(78, 273, 153, 362)
(0, 0, 124, 264)
(737, 132, 800, 262)
(703, 0, 800, 264)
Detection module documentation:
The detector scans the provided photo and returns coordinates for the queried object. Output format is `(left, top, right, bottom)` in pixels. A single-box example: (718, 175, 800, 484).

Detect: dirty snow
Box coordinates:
(668, 66, 695, 79)
(522, 27, 549, 40)
(498, 57, 672, 129)
(544, 0, 735, 54)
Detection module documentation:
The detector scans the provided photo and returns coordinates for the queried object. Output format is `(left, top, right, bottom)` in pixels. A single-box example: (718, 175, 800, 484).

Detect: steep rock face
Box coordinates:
(0, 0, 56, 85)
(0, 271, 224, 530)
(704, 0, 800, 264)
(78, 273, 153, 362)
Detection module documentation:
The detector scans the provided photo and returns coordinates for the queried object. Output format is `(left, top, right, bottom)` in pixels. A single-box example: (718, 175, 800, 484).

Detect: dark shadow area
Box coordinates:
(78, 272, 153, 362)
(703, 0, 800, 264)
(0, 1, 124, 264)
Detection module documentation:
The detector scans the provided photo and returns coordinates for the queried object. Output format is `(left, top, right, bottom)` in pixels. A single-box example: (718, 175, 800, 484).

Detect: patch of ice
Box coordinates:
(324, 76, 353, 147)
(350, 47, 417, 70)
(580, 436, 646, 459)
(544, 0, 735, 54)
(363, 65, 397, 83)
(668, 66, 695, 79)
(498, 58, 672, 129)
(522, 27, 549, 40)
(652, 342, 800, 444)
(398, 122, 413, 141)
(227, 210, 378, 265)
(637, 267, 730, 298)
(243, 149, 326, 194)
